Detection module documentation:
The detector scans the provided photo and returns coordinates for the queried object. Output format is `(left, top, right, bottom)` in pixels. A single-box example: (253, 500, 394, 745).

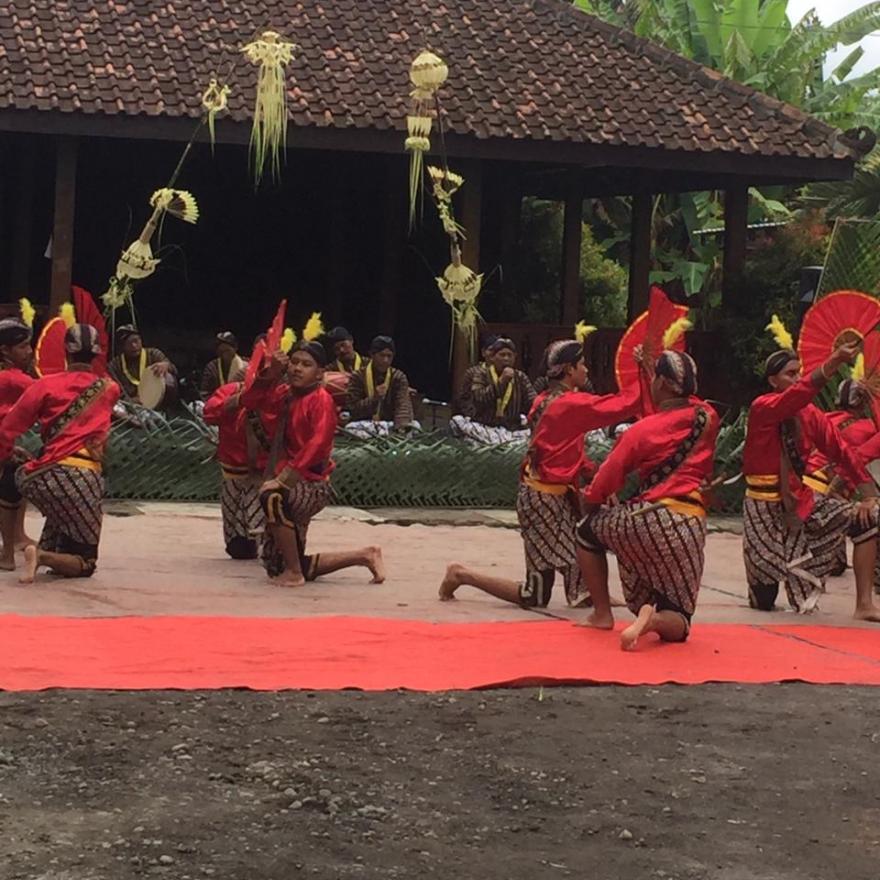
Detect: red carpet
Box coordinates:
(1, 615, 879, 691)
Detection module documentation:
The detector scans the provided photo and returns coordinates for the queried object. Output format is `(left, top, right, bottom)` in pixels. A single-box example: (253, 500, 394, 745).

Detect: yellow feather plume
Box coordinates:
(765, 314, 794, 351)
(852, 353, 865, 382)
(574, 320, 597, 345)
(303, 312, 324, 342)
(280, 327, 296, 353)
(59, 302, 76, 328)
(662, 317, 692, 350)
(19, 298, 35, 328)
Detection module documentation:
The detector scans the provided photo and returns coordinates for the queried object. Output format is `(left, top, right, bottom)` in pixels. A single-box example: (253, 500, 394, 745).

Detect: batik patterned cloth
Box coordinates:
(578, 501, 706, 626)
(220, 475, 264, 556)
(448, 415, 529, 447)
(17, 464, 104, 575)
(259, 479, 332, 578)
(516, 483, 587, 607)
(742, 495, 878, 612)
(344, 420, 421, 439)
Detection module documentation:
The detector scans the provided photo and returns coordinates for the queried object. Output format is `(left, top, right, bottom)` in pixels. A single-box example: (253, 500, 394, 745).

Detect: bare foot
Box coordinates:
(14, 535, 36, 551)
(854, 605, 880, 623)
(578, 611, 615, 630)
(275, 570, 306, 589)
(18, 545, 38, 585)
(366, 546, 386, 584)
(620, 604, 655, 652)
(439, 563, 465, 601)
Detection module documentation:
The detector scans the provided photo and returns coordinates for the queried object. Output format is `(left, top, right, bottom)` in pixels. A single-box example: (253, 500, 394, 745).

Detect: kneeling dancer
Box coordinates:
(576, 351, 719, 650)
(242, 342, 385, 587)
(743, 343, 880, 619)
(0, 324, 120, 582)
(440, 338, 640, 607)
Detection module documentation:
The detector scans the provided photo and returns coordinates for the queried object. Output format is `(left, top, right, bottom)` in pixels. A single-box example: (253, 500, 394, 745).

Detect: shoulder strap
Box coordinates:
(45, 377, 111, 444)
(638, 405, 709, 494)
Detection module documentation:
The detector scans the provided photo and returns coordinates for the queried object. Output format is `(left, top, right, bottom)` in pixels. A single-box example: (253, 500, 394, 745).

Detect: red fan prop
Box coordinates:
(34, 317, 69, 377)
(71, 286, 109, 376)
(855, 330, 880, 427)
(798, 290, 880, 375)
(266, 299, 287, 355)
(243, 339, 267, 393)
(614, 286, 689, 391)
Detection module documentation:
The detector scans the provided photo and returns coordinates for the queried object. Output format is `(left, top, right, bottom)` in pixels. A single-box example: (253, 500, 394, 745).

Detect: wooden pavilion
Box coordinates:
(0, 0, 865, 396)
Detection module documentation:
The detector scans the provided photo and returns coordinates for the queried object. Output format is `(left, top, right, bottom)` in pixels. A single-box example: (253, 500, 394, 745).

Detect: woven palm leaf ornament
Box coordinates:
(201, 78, 232, 152)
(406, 51, 449, 229)
(242, 31, 296, 186)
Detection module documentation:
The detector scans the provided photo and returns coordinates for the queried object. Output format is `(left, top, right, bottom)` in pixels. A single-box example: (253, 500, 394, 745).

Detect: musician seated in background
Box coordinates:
(343, 335, 419, 438)
(449, 337, 536, 445)
(326, 326, 365, 375)
(200, 332, 245, 401)
(108, 325, 177, 410)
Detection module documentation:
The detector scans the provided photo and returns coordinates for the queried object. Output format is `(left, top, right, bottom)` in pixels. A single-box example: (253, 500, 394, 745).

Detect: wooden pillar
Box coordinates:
(627, 192, 652, 321)
(451, 159, 483, 397)
(49, 137, 78, 313)
(8, 143, 35, 299)
(722, 186, 749, 312)
(379, 158, 405, 334)
(560, 173, 584, 325)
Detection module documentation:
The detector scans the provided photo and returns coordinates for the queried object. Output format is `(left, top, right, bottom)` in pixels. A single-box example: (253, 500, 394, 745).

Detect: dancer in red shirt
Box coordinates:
(0, 324, 120, 583)
(576, 350, 719, 649)
(203, 371, 276, 560)
(439, 338, 640, 608)
(742, 343, 880, 620)
(243, 342, 385, 588)
(0, 318, 36, 569)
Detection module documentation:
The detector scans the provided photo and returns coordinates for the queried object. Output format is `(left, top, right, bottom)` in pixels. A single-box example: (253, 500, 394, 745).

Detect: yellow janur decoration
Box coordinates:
(280, 327, 297, 353)
(574, 321, 597, 345)
(437, 248, 483, 358)
(242, 31, 295, 186)
(19, 298, 35, 329)
(59, 302, 76, 328)
(150, 189, 200, 224)
(662, 317, 692, 349)
(427, 166, 465, 238)
(201, 78, 231, 150)
(406, 51, 449, 228)
(303, 312, 324, 342)
(766, 314, 794, 351)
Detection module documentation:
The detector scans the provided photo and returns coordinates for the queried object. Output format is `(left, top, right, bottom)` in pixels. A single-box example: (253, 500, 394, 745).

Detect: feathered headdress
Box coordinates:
(280, 327, 297, 353)
(853, 353, 866, 382)
(765, 314, 794, 351)
(59, 302, 76, 328)
(574, 320, 597, 345)
(18, 298, 35, 329)
(303, 312, 324, 342)
(662, 317, 692, 350)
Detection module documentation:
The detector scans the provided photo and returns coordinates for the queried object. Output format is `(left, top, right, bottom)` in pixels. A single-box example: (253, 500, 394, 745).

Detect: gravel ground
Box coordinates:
(1, 686, 879, 879)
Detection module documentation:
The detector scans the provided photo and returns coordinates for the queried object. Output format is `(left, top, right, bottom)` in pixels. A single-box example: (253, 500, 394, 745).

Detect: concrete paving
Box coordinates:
(0, 503, 873, 628)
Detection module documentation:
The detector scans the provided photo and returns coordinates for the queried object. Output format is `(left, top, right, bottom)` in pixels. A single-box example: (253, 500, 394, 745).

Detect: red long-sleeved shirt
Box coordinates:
(525, 384, 641, 486)
(807, 413, 877, 475)
(0, 371, 120, 472)
(0, 368, 35, 423)
(240, 382, 336, 481)
(584, 399, 718, 504)
(744, 375, 869, 519)
(203, 382, 276, 472)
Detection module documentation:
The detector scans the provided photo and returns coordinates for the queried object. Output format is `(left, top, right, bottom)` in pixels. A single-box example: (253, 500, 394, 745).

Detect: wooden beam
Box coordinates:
(8, 142, 35, 298)
(49, 136, 77, 312)
(722, 186, 749, 312)
(451, 159, 483, 397)
(560, 175, 584, 325)
(627, 192, 652, 321)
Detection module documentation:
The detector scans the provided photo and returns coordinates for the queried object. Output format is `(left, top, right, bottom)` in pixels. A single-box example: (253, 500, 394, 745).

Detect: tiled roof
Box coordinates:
(0, 0, 854, 161)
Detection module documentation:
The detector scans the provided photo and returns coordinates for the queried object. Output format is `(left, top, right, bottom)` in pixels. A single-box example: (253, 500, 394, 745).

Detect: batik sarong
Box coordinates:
(449, 415, 529, 447)
(516, 482, 587, 607)
(259, 479, 333, 578)
(742, 495, 878, 613)
(220, 472, 264, 559)
(16, 464, 104, 577)
(577, 501, 706, 634)
(344, 420, 421, 439)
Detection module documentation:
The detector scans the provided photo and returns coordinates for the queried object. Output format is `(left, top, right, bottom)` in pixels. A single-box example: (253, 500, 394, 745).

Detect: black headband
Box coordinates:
(292, 339, 327, 367)
(489, 337, 516, 354)
(764, 349, 798, 379)
(656, 350, 698, 397)
(545, 340, 583, 378)
(370, 335, 395, 355)
(0, 319, 32, 347)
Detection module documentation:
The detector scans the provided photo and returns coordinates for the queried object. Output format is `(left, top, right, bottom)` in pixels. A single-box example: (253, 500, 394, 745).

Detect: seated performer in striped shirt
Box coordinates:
(742, 342, 880, 621)
(439, 338, 640, 608)
(0, 324, 120, 583)
(576, 350, 719, 650)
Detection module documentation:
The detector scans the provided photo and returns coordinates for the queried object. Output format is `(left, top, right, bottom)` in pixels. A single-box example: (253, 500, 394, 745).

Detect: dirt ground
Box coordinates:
(2, 686, 879, 880)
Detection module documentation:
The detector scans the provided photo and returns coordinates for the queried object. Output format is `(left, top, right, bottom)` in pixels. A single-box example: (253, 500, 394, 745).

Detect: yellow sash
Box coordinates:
(803, 468, 831, 495)
(745, 474, 782, 502)
(658, 490, 706, 518)
(121, 349, 147, 387)
(490, 365, 514, 417)
(336, 353, 362, 374)
(365, 362, 394, 422)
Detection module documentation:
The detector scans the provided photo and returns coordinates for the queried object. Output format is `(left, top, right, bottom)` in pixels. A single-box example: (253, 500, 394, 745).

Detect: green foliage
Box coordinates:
(803, 149, 880, 220)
